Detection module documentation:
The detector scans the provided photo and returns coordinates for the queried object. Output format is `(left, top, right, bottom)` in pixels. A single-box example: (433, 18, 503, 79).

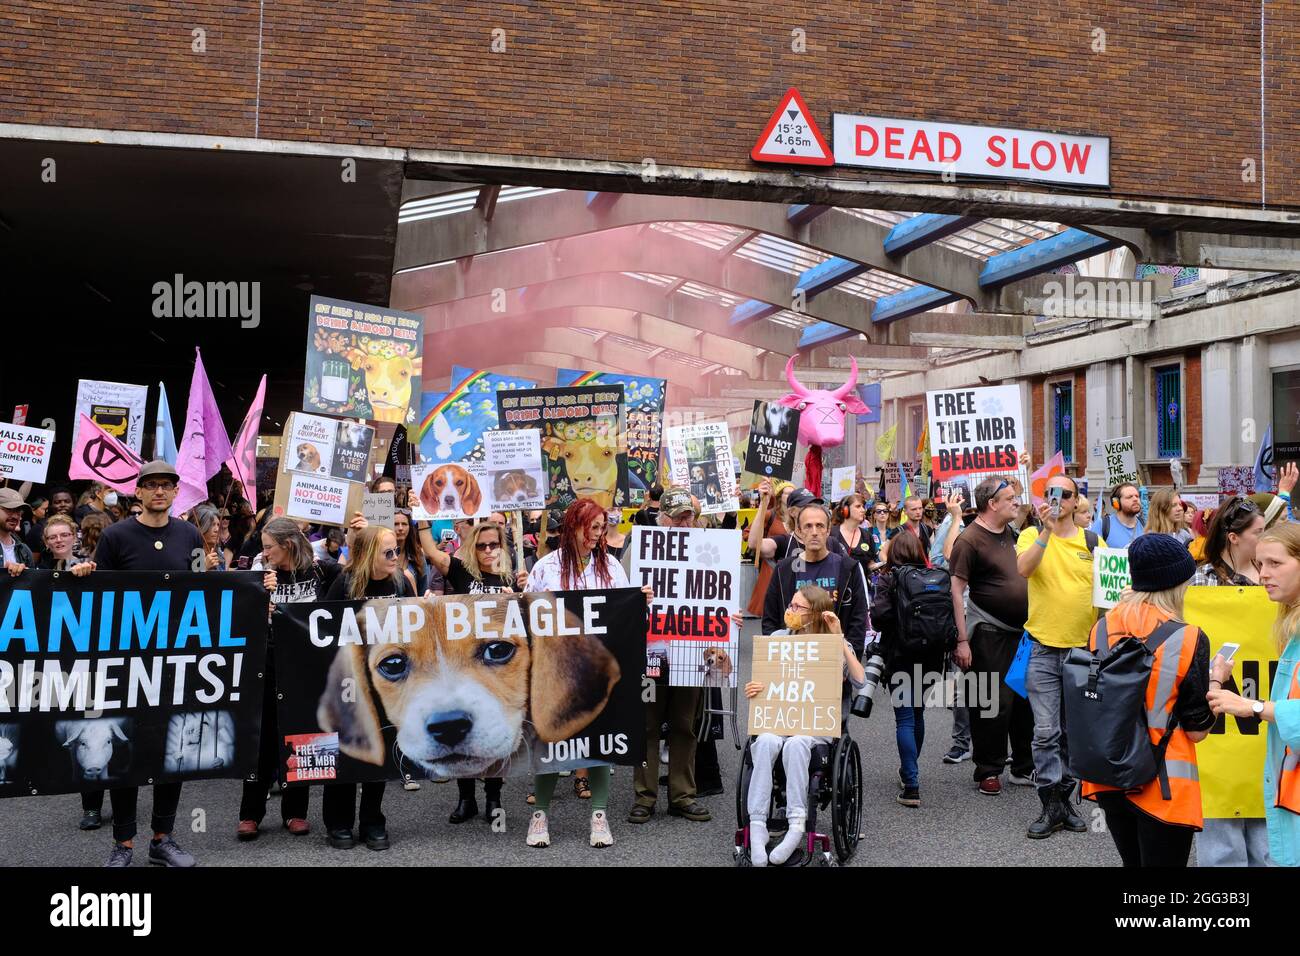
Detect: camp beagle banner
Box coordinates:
(629, 526, 741, 686)
(271, 589, 647, 783)
(496, 384, 630, 512)
(0, 571, 269, 798)
(557, 370, 666, 505)
(1184, 586, 1277, 819)
(303, 295, 423, 427)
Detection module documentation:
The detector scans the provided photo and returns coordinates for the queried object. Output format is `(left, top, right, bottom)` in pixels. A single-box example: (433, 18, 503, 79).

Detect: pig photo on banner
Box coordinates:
(629, 526, 741, 685)
(418, 368, 538, 467)
(0, 572, 268, 798)
(926, 385, 1025, 497)
(496, 384, 629, 511)
(744, 399, 801, 481)
(557, 370, 665, 504)
(271, 589, 647, 783)
(303, 295, 423, 426)
(665, 421, 739, 515)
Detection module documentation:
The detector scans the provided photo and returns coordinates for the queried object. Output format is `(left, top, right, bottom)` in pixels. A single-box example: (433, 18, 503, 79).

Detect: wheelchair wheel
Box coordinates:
(735, 738, 754, 829)
(830, 735, 862, 863)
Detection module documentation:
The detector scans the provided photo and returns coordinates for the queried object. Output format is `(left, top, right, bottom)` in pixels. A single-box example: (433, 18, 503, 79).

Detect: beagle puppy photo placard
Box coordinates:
(271, 590, 647, 783)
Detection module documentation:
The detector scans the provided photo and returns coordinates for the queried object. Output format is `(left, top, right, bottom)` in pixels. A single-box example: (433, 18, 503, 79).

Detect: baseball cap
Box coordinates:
(661, 486, 698, 517)
(136, 460, 181, 485)
(786, 489, 825, 510)
(0, 488, 30, 513)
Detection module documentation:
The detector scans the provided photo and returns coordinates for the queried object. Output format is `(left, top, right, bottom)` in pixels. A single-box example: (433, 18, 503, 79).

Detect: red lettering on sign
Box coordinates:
(855, 124, 878, 156)
(1061, 141, 1092, 173)
(1010, 136, 1030, 170)
(1031, 140, 1056, 171)
(908, 129, 935, 162)
(986, 135, 1006, 168)
(884, 127, 904, 159)
(938, 131, 961, 163)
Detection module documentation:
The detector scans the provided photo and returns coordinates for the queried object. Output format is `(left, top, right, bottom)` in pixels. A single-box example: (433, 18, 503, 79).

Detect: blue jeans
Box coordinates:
(1026, 639, 1071, 790)
(893, 704, 925, 788)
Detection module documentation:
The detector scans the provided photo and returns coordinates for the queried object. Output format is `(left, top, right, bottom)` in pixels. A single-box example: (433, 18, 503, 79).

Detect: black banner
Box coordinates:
(272, 589, 647, 784)
(0, 571, 269, 797)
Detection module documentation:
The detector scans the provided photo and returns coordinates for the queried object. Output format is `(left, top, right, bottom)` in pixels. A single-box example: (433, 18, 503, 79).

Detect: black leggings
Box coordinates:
(109, 783, 183, 843)
(1094, 792, 1194, 867)
(456, 778, 503, 800)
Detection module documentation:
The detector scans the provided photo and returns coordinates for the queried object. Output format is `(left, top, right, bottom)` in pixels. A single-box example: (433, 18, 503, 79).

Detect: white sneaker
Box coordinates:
(403, 780, 421, 791)
(526, 810, 550, 847)
(769, 824, 805, 865)
(589, 810, 614, 848)
(749, 822, 769, 867)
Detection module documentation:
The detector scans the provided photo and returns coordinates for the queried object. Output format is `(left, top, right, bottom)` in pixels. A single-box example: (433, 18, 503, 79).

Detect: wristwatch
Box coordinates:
(1252, 700, 1265, 717)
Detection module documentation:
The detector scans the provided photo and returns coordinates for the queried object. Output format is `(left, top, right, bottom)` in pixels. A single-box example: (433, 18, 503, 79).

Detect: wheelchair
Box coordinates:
(732, 714, 863, 867)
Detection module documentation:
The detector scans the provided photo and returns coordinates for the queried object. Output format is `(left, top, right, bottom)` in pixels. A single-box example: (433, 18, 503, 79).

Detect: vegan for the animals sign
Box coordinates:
(0, 572, 269, 797)
(748, 634, 843, 738)
(629, 527, 741, 687)
(1093, 547, 1131, 609)
(1103, 436, 1139, 488)
(925, 385, 1023, 482)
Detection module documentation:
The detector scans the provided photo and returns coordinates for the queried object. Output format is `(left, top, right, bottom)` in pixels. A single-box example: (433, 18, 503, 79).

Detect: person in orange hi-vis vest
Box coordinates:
(1081, 534, 1215, 867)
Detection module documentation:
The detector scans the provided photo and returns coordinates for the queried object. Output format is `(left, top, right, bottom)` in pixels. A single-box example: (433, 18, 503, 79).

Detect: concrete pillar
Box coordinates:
(1085, 361, 1125, 491)
(1198, 341, 1239, 486)
(1240, 335, 1271, 466)
(1125, 355, 1146, 477)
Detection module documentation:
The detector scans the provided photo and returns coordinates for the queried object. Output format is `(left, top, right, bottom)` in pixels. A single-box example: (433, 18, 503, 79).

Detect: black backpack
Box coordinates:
(1063, 618, 1186, 795)
(893, 565, 957, 658)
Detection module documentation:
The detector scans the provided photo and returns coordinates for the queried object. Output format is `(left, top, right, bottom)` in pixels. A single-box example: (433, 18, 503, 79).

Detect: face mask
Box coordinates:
(104, 492, 118, 507)
(783, 609, 807, 631)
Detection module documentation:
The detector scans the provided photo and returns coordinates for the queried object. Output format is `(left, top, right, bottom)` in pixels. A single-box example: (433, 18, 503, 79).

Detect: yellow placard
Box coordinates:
(1184, 586, 1279, 820)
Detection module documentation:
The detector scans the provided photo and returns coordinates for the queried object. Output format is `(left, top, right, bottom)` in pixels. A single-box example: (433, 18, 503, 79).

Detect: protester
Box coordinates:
(1092, 481, 1144, 547)
(832, 493, 877, 578)
(605, 507, 629, 559)
(191, 503, 227, 570)
(871, 531, 951, 807)
(22, 495, 48, 558)
(238, 517, 340, 840)
(630, 487, 712, 827)
(391, 508, 428, 595)
(1080, 535, 1213, 866)
(526, 499, 648, 849)
(895, 495, 934, 555)
(1209, 523, 1300, 866)
(1016, 473, 1100, 839)
(745, 479, 792, 616)
(1145, 488, 1192, 544)
(633, 483, 664, 526)
(1191, 497, 1264, 585)
(34, 514, 91, 571)
(949, 475, 1035, 794)
(92, 461, 206, 867)
(866, 499, 891, 570)
(0, 488, 35, 571)
(1073, 493, 1093, 530)
(78, 512, 111, 563)
(73, 482, 109, 523)
(928, 490, 973, 765)
(749, 480, 848, 562)
(49, 486, 74, 518)
(743, 586, 865, 865)
(319, 525, 411, 851)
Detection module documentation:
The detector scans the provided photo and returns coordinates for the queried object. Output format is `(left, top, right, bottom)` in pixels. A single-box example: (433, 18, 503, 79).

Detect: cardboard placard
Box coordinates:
(483, 428, 547, 512)
(748, 634, 843, 737)
(74, 379, 148, 455)
(283, 412, 374, 483)
(361, 492, 394, 528)
(830, 466, 856, 501)
(665, 421, 739, 515)
(271, 420, 379, 528)
(1103, 436, 1139, 488)
(1092, 547, 1130, 608)
(744, 400, 801, 481)
(0, 423, 54, 483)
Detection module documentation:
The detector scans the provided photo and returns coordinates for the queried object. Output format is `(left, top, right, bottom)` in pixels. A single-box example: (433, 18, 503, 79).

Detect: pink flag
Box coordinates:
(69, 413, 145, 494)
(225, 374, 266, 499)
(173, 348, 233, 515)
(1029, 450, 1066, 505)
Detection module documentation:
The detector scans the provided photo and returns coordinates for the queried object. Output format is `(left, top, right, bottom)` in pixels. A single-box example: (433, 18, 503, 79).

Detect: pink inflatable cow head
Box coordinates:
(777, 354, 870, 449)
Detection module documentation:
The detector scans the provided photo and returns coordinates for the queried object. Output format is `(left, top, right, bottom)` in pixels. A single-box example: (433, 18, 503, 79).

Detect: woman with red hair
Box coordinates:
(524, 498, 632, 850)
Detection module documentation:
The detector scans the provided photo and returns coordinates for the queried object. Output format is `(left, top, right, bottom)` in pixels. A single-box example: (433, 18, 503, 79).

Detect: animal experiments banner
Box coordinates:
(303, 295, 423, 426)
(272, 590, 648, 783)
(665, 421, 739, 515)
(496, 385, 630, 511)
(629, 527, 741, 686)
(557, 370, 666, 504)
(0, 572, 269, 798)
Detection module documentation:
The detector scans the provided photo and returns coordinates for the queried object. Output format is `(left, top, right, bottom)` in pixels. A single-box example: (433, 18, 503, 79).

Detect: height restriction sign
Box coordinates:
(751, 88, 833, 166)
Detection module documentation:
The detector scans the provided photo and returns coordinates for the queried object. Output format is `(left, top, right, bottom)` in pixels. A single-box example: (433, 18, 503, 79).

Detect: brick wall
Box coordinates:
(1073, 368, 1088, 474)
(3, 2, 1299, 208)
(1031, 379, 1045, 466)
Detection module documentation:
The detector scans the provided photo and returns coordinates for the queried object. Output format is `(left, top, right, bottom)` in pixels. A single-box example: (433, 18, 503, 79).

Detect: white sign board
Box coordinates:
(411, 461, 492, 521)
(1103, 436, 1139, 488)
(832, 114, 1109, 187)
(286, 473, 349, 526)
(666, 421, 739, 515)
(483, 428, 546, 512)
(1093, 547, 1131, 609)
(0, 423, 54, 483)
(925, 386, 1024, 504)
(74, 379, 148, 455)
(361, 492, 394, 528)
(830, 466, 857, 500)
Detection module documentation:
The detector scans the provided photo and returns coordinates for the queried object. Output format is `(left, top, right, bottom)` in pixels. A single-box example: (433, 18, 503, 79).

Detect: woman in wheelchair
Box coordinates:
(743, 585, 866, 866)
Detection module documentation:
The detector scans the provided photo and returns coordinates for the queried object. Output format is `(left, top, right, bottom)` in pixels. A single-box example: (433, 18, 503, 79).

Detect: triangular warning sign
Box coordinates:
(751, 88, 833, 166)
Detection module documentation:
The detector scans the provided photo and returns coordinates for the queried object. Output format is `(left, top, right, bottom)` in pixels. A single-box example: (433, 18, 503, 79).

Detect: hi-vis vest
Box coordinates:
(1081, 612, 1203, 829)
(1277, 668, 1300, 814)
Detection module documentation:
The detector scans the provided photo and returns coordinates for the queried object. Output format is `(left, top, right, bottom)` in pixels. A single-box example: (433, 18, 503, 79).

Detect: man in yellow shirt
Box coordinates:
(1016, 473, 1103, 841)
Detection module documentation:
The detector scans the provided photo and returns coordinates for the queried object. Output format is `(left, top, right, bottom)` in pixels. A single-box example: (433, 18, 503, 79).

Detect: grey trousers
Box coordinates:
(748, 734, 827, 823)
(1195, 818, 1274, 867)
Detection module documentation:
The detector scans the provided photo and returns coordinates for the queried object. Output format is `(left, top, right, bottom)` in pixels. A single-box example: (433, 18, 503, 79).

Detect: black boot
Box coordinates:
(448, 797, 479, 824)
(1056, 781, 1087, 833)
(484, 797, 502, 825)
(1026, 786, 1064, 840)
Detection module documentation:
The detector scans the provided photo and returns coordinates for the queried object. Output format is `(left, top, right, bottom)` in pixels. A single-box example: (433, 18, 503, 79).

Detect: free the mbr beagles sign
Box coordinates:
(831, 114, 1109, 187)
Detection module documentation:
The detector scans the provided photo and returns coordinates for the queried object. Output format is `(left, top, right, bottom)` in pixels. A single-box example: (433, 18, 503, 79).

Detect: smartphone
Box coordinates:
(1047, 485, 1064, 518)
(1217, 642, 1241, 663)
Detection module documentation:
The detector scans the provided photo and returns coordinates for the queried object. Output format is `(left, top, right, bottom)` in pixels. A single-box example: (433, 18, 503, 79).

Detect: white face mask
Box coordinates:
(103, 492, 119, 507)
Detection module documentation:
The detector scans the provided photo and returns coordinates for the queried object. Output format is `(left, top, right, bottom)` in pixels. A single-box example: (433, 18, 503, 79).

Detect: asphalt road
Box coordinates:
(1, 618, 1125, 868)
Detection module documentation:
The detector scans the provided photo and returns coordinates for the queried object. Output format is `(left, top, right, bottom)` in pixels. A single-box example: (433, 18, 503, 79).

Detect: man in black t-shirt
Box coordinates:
(93, 460, 206, 868)
(632, 484, 664, 527)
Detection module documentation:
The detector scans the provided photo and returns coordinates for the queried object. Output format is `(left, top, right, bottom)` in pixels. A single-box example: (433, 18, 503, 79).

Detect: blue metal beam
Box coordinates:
(871, 285, 963, 324)
(787, 204, 831, 226)
(794, 256, 868, 299)
(978, 227, 1118, 288)
(729, 298, 780, 326)
(585, 191, 620, 213)
(798, 321, 859, 349)
(883, 214, 978, 256)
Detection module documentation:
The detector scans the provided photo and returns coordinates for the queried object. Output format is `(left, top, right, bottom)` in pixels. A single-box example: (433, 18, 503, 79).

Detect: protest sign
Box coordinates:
(0, 571, 268, 797)
(629, 527, 741, 686)
(303, 296, 423, 425)
(272, 420, 377, 528)
(497, 385, 629, 511)
(483, 428, 547, 511)
(748, 634, 844, 738)
(1185, 586, 1277, 818)
(361, 492, 394, 528)
(1218, 466, 1255, 500)
(410, 461, 492, 521)
(1181, 492, 1219, 513)
(11, 405, 26, 426)
(1103, 436, 1139, 488)
(1092, 547, 1131, 608)
(272, 589, 647, 782)
(830, 466, 857, 501)
(925, 385, 1023, 485)
(744, 400, 801, 481)
(74, 379, 148, 455)
(418, 368, 538, 467)
(665, 421, 739, 515)
(0, 423, 53, 483)
(283, 412, 374, 483)
(558, 370, 665, 504)
(69, 413, 145, 495)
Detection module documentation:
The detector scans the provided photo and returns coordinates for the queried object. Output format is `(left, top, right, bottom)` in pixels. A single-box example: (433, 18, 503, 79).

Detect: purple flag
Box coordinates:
(173, 348, 233, 516)
(225, 374, 266, 499)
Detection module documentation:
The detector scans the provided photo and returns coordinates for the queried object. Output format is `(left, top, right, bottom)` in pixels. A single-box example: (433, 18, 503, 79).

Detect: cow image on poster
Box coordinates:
(358, 351, 413, 423)
(542, 422, 620, 509)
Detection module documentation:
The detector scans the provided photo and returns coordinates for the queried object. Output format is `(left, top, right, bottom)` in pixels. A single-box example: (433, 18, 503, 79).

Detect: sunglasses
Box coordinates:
(1049, 488, 1075, 500)
(381, 547, 401, 560)
(475, 541, 502, 552)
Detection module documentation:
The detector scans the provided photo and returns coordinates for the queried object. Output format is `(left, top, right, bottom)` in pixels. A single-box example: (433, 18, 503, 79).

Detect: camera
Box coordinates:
(851, 645, 887, 718)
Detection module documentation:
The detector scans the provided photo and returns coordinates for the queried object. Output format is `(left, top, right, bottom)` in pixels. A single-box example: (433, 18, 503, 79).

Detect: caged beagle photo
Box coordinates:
(493, 469, 540, 505)
(701, 646, 734, 687)
(316, 593, 622, 780)
(419, 463, 483, 516)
